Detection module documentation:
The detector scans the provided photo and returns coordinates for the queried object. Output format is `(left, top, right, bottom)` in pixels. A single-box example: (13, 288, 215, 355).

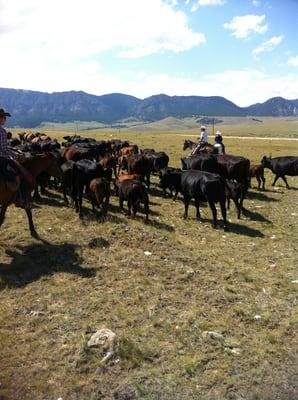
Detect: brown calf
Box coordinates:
(88, 177, 110, 214)
(115, 179, 149, 222)
(249, 164, 265, 190)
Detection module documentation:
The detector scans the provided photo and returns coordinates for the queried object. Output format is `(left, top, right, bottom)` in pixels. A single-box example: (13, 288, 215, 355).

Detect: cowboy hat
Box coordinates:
(215, 131, 222, 136)
(200, 125, 206, 130)
(0, 108, 11, 117)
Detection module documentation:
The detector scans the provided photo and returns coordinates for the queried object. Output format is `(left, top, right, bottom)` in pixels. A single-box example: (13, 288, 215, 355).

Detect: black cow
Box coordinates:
(158, 168, 182, 199)
(261, 156, 298, 189)
(144, 151, 169, 173)
(181, 154, 220, 174)
(72, 159, 105, 215)
(225, 180, 246, 219)
(61, 160, 75, 206)
(8, 138, 21, 147)
(181, 170, 228, 230)
(216, 154, 250, 187)
(141, 148, 155, 154)
(115, 179, 149, 222)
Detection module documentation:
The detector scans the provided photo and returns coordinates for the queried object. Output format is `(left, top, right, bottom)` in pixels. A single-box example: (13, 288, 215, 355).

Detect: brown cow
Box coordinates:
(31, 134, 51, 143)
(114, 173, 142, 195)
(24, 132, 36, 142)
(63, 145, 93, 162)
(127, 154, 153, 188)
(88, 177, 110, 215)
(249, 164, 265, 190)
(99, 155, 117, 178)
(115, 179, 149, 222)
(119, 145, 139, 157)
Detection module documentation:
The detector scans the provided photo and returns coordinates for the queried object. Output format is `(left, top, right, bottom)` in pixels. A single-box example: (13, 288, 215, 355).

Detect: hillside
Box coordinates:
(1, 87, 297, 127)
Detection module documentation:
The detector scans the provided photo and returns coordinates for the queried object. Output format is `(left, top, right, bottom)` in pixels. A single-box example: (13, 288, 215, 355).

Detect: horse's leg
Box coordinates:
(0, 205, 8, 227)
(33, 185, 42, 201)
(25, 208, 37, 236)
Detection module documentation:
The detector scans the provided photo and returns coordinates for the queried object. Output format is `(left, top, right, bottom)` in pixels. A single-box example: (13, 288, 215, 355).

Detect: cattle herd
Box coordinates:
(6, 131, 298, 233)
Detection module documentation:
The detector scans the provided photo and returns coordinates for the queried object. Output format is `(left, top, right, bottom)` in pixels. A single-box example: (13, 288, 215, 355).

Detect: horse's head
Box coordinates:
(183, 140, 195, 151)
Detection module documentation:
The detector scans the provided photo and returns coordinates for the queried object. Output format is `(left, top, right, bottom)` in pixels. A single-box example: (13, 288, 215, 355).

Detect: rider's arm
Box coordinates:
(0, 128, 17, 160)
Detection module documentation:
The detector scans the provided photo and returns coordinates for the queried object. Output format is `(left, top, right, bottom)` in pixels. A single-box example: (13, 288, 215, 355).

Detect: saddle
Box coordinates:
(0, 158, 20, 191)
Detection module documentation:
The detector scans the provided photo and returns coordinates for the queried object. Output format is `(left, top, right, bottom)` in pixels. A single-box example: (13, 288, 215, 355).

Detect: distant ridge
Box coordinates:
(1, 87, 297, 127)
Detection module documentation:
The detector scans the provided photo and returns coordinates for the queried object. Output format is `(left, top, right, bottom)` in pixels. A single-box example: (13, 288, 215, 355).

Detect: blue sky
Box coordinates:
(0, 0, 297, 106)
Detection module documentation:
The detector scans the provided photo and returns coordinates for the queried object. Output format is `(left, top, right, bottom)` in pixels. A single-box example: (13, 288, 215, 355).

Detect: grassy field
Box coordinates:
(0, 123, 297, 400)
(18, 115, 298, 138)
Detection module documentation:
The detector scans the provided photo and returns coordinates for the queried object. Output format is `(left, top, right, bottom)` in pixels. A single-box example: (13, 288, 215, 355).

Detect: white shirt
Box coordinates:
(200, 130, 208, 143)
(214, 143, 223, 154)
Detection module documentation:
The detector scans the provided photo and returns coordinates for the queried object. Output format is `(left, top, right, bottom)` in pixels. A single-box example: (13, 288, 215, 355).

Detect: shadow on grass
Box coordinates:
(247, 191, 280, 202)
(147, 186, 167, 198)
(242, 208, 272, 223)
(32, 195, 65, 208)
(227, 221, 265, 237)
(144, 217, 175, 232)
(80, 209, 125, 224)
(190, 217, 265, 237)
(0, 242, 96, 289)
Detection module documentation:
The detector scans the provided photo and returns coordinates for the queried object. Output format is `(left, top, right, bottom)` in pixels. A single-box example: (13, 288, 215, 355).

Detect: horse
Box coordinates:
(0, 153, 62, 236)
(182, 139, 218, 155)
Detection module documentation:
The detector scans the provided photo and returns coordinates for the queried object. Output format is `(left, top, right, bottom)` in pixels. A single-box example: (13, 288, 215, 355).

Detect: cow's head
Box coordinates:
(261, 155, 271, 168)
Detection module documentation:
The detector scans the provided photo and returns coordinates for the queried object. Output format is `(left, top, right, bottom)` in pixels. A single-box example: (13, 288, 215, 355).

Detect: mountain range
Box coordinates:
(1, 87, 297, 128)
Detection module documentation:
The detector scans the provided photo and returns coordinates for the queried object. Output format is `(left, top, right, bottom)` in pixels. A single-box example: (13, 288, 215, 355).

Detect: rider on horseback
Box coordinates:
(191, 125, 208, 155)
(0, 108, 33, 207)
(214, 131, 225, 154)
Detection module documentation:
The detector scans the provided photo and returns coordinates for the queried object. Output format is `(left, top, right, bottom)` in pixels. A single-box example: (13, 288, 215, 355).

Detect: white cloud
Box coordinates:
(191, 0, 225, 12)
(252, 0, 260, 6)
(0, 0, 205, 62)
(224, 15, 268, 39)
(288, 56, 298, 67)
(252, 35, 284, 56)
(0, 1, 296, 107)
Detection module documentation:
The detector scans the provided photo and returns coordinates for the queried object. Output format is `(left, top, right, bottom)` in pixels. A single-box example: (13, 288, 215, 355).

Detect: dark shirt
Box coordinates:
(0, 126, 16, 160)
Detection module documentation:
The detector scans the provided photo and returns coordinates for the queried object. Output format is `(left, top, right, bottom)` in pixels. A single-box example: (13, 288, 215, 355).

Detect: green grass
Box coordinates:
(0, 125, 297, 399)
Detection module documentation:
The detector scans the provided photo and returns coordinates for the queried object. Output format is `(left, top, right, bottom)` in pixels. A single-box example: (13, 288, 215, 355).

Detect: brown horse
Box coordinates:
(0, 153, 62, 236)
(182, 139, 218, 155)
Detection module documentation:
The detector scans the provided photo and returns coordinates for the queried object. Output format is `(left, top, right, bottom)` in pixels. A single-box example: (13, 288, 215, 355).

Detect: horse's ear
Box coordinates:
(269, 153, 272, 159)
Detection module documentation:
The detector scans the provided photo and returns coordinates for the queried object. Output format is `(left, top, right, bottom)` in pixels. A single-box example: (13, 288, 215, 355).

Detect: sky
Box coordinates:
(0, 0, 297, 106)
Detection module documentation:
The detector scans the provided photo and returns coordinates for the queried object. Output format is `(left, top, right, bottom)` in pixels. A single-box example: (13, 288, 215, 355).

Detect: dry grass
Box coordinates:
(0, 125, 297, 399)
